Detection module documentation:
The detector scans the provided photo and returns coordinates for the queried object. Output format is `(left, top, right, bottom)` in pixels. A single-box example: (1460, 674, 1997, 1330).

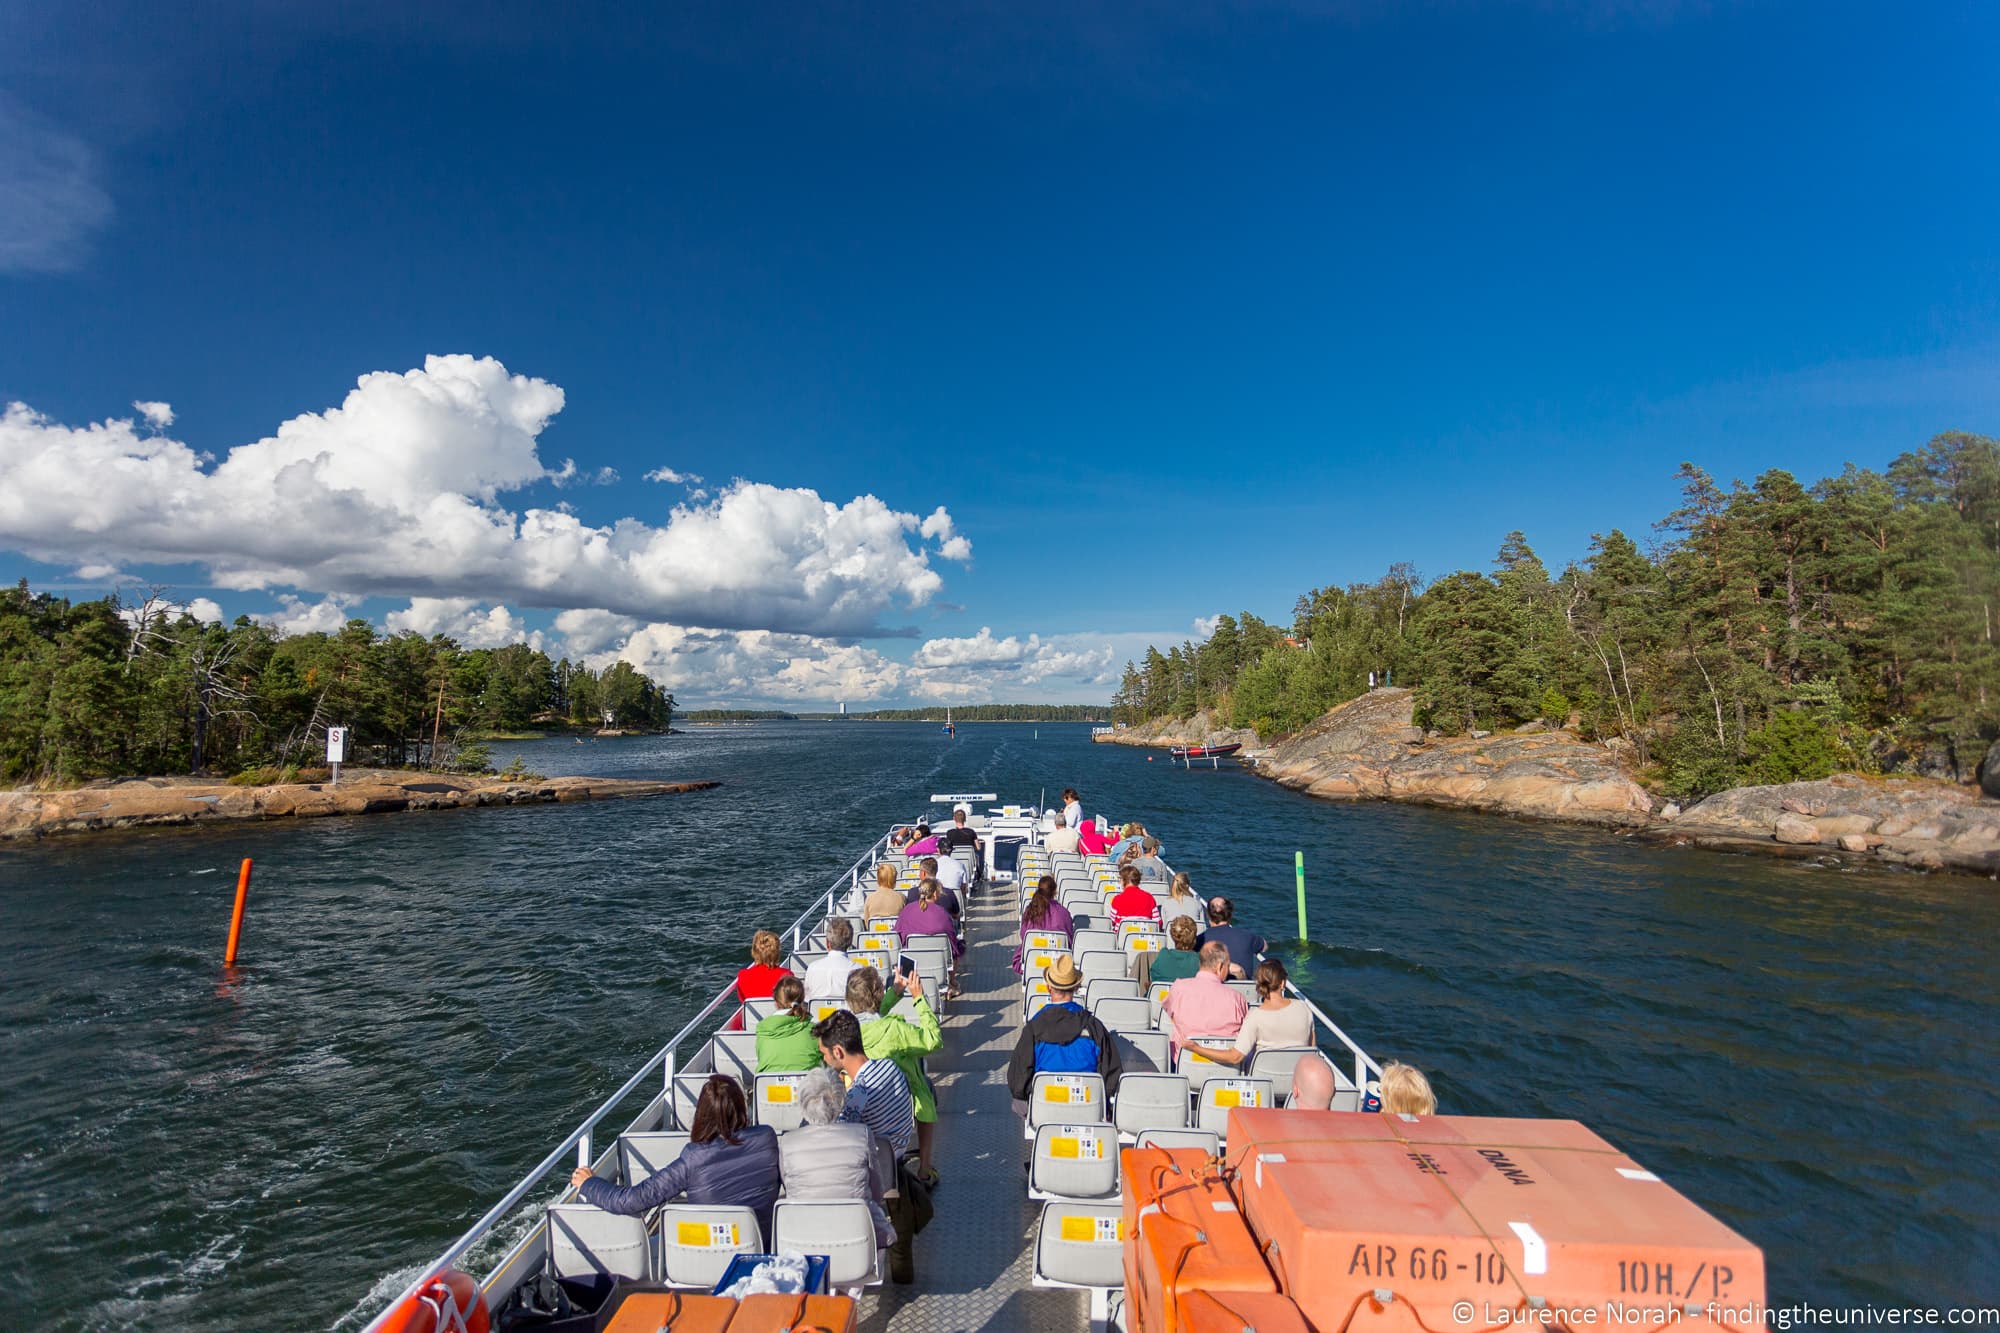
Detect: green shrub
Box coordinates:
(228, 765, 281, 786)
(1653, 725, 1743, 800)
(1744, 709, 1853, 786)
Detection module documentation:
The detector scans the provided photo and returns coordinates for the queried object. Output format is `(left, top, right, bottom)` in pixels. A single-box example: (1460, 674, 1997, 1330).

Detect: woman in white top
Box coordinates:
(1159, 871, 1203, 927)
(1061, 788, 1083, 834)
(1206, 958, 1315, 1065)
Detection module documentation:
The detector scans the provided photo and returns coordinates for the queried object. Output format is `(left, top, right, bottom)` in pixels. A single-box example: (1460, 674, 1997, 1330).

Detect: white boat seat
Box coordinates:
(1033, 1201, 1125, 1288)
(1071, 929, 1116, 955)
(1077, 950, 1126, 982)
(617, 1131, 690, 1183)
(1112, 1029, 1171, 1077)
(1091, 996, 1152, 1031)
(1247, 1045, 1322, 1103)
(1175, 1037, 1243, 1094)
(1196, 1076, 1274, 1138)
(1030, 1122, 1120, 1201)
(1027, 1071, 1107, 1136)
(752, 1072, 813, 1131)
(1026, 993, 1053, 1019)
(1022, 945, 1068, 976)
(772, 1201, 883, 1288)
(1082, 978, 1140, 1010)
(711, 1032, 758, 1085)
(656, 1205, 762, 1288)
(1112, 1072, 1189, 1137)
(740, 998, 778, 1026)
(1135, 1127, 1220, 1155)
(546, 1203, 651, 1282)
(1023, 931, 1068, 952)
(1225, 980, 1259, 1007)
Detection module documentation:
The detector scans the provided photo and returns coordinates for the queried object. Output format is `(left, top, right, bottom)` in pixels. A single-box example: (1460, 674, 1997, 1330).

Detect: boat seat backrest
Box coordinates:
(1033, 1202, 1125, 1289)
(547, 1204, 651, 1282)
(1225, 980, 1259, 1006)
(1134, 1127, 1220, 1155)
(1072, 930, 1116, 955)
(1082, 978, 1140, 1010)
(618, 1131, 691, 1183)
(1196, 1077, 1275, 1138)
(673, 1071, 728, 1130)
(1115, 1028, 1171, 1074)
(1091, 996, 1153, 1031)
(1246, 1045, 1322, 1102)
(1112, 1072, 1190, 1136)
(1023, 931, 1067, 952)
(741, 998, 778, 1026)
(1078, 950, 1126, 981)
(772, 1201, 882, 1288)
(1028, 1072, 1107, 1131)
(1031, 1123, 1120, 1200)
(753, 1072, 812, 1131)
(1176, 1038, 1244, 1093)
(1022, 946, 1067, 975)
(1122, 932, 1165, 958)
(656, 1205, 763, 1288)
(1026, 993, 1053, 1020)
(711, 1032, 758, 1085)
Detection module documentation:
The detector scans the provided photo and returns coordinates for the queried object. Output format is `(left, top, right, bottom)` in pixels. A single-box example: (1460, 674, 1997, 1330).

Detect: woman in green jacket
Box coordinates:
(755, 976, 824, 1072)
(846, 964, 944, 1182)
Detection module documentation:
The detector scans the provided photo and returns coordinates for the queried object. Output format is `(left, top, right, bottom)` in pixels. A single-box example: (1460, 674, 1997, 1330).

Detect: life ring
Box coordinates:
(382, 1269, 489, 1333)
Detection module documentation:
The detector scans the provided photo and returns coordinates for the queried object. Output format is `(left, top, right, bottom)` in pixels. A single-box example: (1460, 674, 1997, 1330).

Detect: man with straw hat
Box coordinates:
(1006, 954, 1122, 1112)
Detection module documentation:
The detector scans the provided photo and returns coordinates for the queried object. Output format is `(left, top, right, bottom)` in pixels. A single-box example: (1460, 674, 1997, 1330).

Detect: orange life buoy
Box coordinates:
(381, 1269, 489, 1333)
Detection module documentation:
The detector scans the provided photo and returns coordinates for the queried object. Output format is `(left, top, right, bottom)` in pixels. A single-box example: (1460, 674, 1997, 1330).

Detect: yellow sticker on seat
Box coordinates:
(677, 1222, 739, 1247)
(765, 1083, 794, 1103)
(1050, 1135, 1081, 1158)
(1043, 1084, 1071, 1103)
(1059, 1215, 1124, 1243)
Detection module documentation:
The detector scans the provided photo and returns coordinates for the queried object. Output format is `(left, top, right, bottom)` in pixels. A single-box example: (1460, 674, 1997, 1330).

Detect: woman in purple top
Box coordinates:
(896, 879, 962, 957)
(1011, 874, 1075, 974)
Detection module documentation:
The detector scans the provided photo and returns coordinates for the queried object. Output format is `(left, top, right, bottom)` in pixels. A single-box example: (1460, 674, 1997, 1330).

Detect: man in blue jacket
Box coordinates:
(1007, 955, 1122, 1110)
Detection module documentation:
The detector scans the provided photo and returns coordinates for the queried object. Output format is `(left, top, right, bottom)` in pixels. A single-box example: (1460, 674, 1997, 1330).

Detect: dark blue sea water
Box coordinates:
(1, 722, 1994, 1328)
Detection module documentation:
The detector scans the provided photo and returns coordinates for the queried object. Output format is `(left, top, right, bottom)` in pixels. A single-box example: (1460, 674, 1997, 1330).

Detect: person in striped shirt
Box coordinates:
(814, 1008, 923, 1281)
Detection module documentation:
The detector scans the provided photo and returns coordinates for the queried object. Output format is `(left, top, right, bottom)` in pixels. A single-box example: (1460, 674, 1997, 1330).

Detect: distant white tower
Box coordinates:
(839, 700, 846, 715)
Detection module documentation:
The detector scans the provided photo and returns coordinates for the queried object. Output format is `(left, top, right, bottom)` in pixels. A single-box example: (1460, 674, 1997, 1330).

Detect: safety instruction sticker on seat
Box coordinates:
(1129, 938, 1161, 952)
(1059, 1214, 1125, 1243)
(1029, 951, 1061, 970)
(764, 1083, 795, 1103)
(1041, 1076, 1091, 1103)
(1049, 1129, 1106, 1159)
(814, 1005, 840, 1022)
(677, 1222, 740, 1247)
(1214, 1082, 1264, 1108)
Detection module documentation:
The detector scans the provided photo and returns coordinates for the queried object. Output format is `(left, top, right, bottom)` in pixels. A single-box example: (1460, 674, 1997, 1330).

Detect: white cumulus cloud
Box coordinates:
(254, 594, 354, 636)
(644, 466, 703, 485)
(603, 623, 905, 704)
(385, 597, 539, 650)
(132, 401, 174, 430)
(0, 355, 966, 636)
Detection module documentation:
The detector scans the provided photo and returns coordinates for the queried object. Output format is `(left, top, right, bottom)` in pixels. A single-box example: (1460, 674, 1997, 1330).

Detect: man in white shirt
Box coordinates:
(928, 848, 968, 896)
(803, 918, 858, 1003)
(1043, 812, 1081, 855)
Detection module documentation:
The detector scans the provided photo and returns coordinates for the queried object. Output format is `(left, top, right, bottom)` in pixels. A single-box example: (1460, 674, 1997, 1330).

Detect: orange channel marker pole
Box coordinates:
(224, 857, 253, 965)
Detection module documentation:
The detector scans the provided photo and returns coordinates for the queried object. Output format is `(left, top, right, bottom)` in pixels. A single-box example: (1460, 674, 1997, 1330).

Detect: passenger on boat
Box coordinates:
(736, 929, 796, 1002)
(845, 965, 943, 1176)
(896, 880, 963, 958)
(903, 822, 941, 856)
(1160, 872, 1202, 928)
(1162, 942, 1249, 1062)
(569, 1074, 781, 1242)
(1105, 822, 1146, 862)
(1289, 1052, 1338, 1111)
(1060, 788, 1083, 834)
(918, 855, 965, 919)
(1136, 915, 1201, 988)
(1011, 875, 1074, 974)
(1108, 865, 1162, 927)
(755, 976, 824, 1073)
(803, 918, 858, 1003)
(813, 1010, 917, 1156)
(1006, 955, 1122, 1109)
(940, 806, 981, 863)
(1197, 959, 1313, 1067)
(863, 862, 909, 924)
(779, 1069, 895, 1248)
(1076, 818, 1115, 857)
(1042, 812, 1081, 855)
(1378, 1060, 1437, 1115)
(1127, 837, 1168, 881)
(1199, 897, 1267, 977)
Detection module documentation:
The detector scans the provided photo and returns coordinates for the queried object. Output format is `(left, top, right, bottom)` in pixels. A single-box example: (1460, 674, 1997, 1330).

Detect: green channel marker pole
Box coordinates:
(1295, 850, 1308, 941)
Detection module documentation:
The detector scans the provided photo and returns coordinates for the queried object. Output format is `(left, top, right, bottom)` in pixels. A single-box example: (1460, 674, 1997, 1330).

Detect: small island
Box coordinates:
(0, 769, 719, 843)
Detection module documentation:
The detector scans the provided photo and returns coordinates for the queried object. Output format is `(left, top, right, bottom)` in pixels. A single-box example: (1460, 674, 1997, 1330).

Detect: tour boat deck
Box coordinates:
(855, 882, 1082, 1332)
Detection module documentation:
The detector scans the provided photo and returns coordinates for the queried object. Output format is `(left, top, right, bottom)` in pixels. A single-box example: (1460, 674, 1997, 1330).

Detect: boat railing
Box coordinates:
(358, 828, 895, 1331)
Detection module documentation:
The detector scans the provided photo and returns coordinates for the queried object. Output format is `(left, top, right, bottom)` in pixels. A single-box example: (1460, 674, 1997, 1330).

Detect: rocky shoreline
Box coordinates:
(0, 770, 720, 844)
(1098, 690, 2000, 876)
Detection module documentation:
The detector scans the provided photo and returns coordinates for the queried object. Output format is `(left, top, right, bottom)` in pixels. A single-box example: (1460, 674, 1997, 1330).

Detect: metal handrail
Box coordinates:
(358, 829, 892, 1331)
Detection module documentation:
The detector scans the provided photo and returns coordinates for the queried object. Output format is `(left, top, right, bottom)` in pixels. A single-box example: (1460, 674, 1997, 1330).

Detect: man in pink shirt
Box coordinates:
(1161, 941, 1248, 1062)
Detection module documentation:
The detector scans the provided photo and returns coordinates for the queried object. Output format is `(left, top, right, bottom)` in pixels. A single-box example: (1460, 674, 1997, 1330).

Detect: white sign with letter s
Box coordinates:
(326, 727, 347, 763)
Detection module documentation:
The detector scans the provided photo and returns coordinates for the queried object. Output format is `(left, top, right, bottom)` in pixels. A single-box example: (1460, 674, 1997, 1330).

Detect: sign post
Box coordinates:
(326, 726, 347, 788)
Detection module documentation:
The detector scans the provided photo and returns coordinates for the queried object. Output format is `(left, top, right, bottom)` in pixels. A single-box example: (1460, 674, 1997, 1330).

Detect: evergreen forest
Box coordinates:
(0, 590, 676, 784)
(1110, 432, 2000, 797)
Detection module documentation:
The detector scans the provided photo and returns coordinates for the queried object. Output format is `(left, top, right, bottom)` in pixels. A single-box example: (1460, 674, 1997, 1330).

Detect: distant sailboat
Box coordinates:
(942, 707, 955, 738)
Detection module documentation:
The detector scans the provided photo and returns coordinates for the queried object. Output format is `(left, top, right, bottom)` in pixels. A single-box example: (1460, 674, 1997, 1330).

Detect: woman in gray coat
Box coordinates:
(778, 1068, 894, 1246)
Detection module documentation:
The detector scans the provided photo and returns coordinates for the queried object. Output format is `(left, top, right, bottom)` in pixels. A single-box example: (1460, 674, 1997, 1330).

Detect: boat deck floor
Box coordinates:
(857, 881, 1082, 1333)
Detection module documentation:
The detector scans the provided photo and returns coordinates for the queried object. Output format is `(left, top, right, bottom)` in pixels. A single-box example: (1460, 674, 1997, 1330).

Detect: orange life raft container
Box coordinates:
(379, 1270, 489, 1333)
(1223, 1109, 1767, 1331)
(1120, 1146, 1277, 1333)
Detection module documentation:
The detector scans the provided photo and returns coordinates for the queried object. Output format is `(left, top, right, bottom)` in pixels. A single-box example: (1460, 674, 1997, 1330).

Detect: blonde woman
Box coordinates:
(1379, 1061, 1437, 1115)
(864, 860, 908, 922)
(1160, 871, 1201, 927)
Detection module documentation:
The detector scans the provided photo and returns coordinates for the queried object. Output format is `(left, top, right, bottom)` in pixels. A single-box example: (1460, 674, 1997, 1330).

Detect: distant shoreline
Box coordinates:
(0, 770, 720, 844)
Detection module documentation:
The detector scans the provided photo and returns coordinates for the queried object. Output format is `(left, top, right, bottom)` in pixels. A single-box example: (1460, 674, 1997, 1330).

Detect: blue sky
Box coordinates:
(3, 1, 1997, 704)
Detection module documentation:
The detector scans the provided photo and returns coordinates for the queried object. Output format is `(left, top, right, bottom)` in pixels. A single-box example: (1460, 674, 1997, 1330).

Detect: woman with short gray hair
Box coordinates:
(777, 1068, 894, 1247)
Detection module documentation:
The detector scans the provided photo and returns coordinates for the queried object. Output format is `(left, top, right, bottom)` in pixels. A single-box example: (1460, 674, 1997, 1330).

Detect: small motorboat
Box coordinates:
(1169, 742, 1241, 760)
